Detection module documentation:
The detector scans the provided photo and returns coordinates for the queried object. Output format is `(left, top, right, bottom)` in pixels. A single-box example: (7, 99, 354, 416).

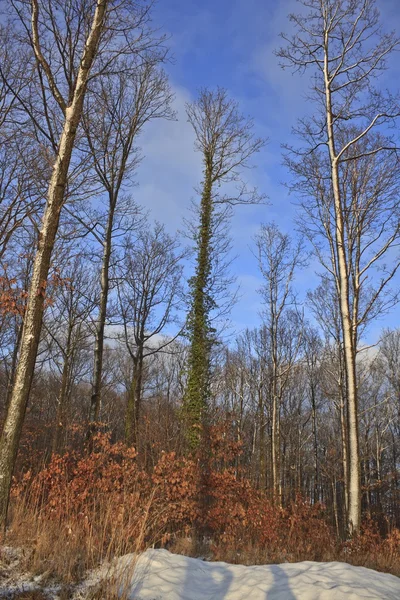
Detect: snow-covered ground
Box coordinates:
(1, 547, 399, 599)
(123, 549, 400, 600)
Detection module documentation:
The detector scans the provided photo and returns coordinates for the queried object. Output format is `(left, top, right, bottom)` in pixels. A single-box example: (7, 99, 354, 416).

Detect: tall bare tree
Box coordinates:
(278, 0, 400, 533)
(256, 223, 304, 504)
(0, 0, 165, 527)
(303, 325, 323, 505)
(116, 222, 184, 446)
(42, 254, 96, 454)
(308, 278, 349, 521)
(81, 59, 174, 431)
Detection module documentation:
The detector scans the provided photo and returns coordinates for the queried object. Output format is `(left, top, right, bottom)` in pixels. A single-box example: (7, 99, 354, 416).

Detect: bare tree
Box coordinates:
(278, 0, 400, 533)
(377, 329, 400, 515)
(250, 325, 272, 489)
(255, 223, 304, 504)
(303, 325, 324, 504)
(42, 254, 96, 454)
(0, 0, 165, 527)
(80, 59, 174, 431)
(116, 222, 184, 446)
(308, 277, 349, 520)
(0, 26, 46, 264)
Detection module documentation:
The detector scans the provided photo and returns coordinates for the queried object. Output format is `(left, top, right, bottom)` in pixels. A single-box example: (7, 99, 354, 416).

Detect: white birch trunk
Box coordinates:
(323, 33, 361, 534)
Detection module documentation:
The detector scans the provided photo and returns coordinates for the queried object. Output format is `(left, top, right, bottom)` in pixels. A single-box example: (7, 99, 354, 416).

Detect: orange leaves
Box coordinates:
(24, 434, 142, 520)
(13, 432, 332, 559)
(0, 276, 28, 316)
(11, 430, 400, 572)
(36, 279, 47, 298)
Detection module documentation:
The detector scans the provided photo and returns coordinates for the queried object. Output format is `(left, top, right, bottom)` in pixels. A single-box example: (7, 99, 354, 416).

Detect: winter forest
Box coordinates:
(0, 0, 399, 597)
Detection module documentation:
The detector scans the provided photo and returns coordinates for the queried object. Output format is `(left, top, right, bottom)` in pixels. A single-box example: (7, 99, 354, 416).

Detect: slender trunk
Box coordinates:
(0, 0, 107, 529)
(297, 425, 303, 493)
(269, 264, 281, 505)
(258, 388, 266, 489)
(364, 457, 371, 517)
(333, 478, 340, 538)
(88, 203, 115, 428)
(53, 321, 74, 454)
(235, 374, 244, 476)
(281, 437, 287, 504)
(271, 376, 281, 505)
(52, 356, 70, 455)
(135, 349, 144, 442)
(125, 346, 143, 447)
(324, 35, 360, 534)
(375, 434, 382, 515)
(345, 354, 360, 533)
(339, 383, 349, 519)
(125, 356, 138, 445)
(311, 383, 318, 504)
(391, 429, 398, 519)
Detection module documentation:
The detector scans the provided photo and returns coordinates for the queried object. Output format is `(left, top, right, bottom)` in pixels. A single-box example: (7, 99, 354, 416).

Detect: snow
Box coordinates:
(114, 549, 400, 600)
(1, 547, 399, 599)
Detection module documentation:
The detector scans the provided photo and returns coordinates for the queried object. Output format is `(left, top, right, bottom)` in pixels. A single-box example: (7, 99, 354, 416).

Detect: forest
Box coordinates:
(0, 0, 399, 597)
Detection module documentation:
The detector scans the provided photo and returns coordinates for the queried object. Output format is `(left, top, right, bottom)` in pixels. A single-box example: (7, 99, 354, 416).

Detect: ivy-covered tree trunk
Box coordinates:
(182, 156, 216, 551)
(184, 161, 213, 450)
(183, 88, 264, 453)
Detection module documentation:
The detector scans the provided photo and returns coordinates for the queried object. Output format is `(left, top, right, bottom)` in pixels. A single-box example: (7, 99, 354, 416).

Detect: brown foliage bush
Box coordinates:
(8, 429, 400, 583)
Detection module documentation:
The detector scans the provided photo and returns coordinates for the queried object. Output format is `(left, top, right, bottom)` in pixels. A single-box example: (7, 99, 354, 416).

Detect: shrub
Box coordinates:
(8, 430, 400, 583)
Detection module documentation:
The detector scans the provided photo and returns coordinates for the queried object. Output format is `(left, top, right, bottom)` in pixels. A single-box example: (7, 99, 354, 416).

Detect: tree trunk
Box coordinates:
(0, 0, 107, 529)
(125, 346, 143, 447)
(338, 358, 349, 523)
(271, 393, 281, 505)
(375, 434, 382, 515)
(5, 322, 23, 412)
(89, 203, 115, 428)
(258, 388, 266, 489)
(52, 356, 70, 455)
(311, 383, 318, 504)
(333, 478, 340, 538)
(125, 358, 137, 446)
(271, 363, 281, 506)
(324, 36, 360, 534)
(339, 383, 349, 520)
(345, 353, 360, 533)
(184, 162, 213, 449)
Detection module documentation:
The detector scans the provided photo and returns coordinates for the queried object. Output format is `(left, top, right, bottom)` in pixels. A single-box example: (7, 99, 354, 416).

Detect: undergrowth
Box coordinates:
(5, 430, 400, 592)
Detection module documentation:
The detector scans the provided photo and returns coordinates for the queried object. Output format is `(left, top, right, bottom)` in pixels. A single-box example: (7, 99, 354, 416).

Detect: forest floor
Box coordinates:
(0, 546, 399, 600)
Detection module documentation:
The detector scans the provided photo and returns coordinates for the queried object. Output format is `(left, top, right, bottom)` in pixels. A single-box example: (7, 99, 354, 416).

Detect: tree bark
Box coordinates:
(271, 389, 281, 505)
(0, 0, 107, 529)
(311, 383, 318, 504)
(89, 203, 114, 426)
(125, 345, 144, 447)
(5, 322, 23, 412)
(271, 323, 281, 505)
(339, 387, 349, 521)
(52, 355, 70, 455)
(323, 37, 361, 533)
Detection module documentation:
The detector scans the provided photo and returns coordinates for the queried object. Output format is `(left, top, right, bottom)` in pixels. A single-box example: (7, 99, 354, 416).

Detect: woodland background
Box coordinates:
(0, 0, 399, 586)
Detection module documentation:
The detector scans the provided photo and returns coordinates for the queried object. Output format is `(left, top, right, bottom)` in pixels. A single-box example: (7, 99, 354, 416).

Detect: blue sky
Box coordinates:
(134, 0, 400, 342)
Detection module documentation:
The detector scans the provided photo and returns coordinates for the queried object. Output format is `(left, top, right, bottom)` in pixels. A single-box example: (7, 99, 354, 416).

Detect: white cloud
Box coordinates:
(134, 83, 202, 232)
